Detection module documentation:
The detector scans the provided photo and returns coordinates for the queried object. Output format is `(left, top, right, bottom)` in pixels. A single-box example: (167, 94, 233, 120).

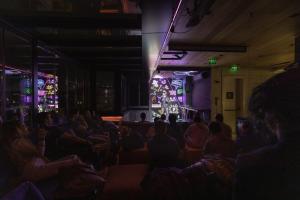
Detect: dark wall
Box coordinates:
(192, 73, 211, 110)
(88, 69, 149, 115)
(122, 71, 149, 109)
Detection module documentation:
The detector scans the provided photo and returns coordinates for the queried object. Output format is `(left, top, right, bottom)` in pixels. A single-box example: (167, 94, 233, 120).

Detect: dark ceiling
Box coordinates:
(0, 0, 143, 71)
(2, 0, 300, 75)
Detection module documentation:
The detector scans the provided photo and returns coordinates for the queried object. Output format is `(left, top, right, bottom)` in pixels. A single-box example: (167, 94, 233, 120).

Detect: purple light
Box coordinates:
(153, 74, 164, 79)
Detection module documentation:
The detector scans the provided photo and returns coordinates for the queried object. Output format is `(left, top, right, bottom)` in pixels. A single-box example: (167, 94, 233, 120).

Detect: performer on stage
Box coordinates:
(161, 91, 169, 117)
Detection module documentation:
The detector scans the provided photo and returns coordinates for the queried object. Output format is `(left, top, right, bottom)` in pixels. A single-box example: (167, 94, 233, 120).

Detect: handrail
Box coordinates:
(179, 106, 198, 112)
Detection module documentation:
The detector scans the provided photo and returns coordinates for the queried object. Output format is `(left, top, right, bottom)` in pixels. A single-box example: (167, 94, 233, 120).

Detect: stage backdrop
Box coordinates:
(150, 78, 185, 120)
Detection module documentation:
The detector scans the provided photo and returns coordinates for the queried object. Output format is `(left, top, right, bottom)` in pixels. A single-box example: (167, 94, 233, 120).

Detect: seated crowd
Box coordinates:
(0, 67, 299, 200)
(0, 109, 275, 200)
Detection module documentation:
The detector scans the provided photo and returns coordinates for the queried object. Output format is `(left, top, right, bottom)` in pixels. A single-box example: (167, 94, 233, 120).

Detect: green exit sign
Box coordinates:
(230, 64, 239, 73)
(208, 57, 217, 65)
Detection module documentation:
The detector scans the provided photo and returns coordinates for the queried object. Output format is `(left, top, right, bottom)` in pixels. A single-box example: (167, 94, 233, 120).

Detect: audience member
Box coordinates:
(51, 111, 66, 126)
(98, 116, 119, 162)
(99, 116, 119, 132)
(146, 117, 160, 139)
(236, 120, 262, 153)
(36, 112, 96, 163)
(160, 114, 166, 122)
(234, 67, 300, 200)
(36, 112, 63, 159)
(0, 121, 104, 198)
(137, 112, 151, 140)
(215, 113, 232, 139)
(148, 121, 180, 168)
(184, 112, 209, 149)
(5, 110, 19, 122)
(203, 122, 237, 158)
(68, 110, 90, 138)
(83, 110, 103, 133)
(121, 127, 144, 151)
(0, 121, 80, 180)
(1, 182, 45, 200)
(167, 114, 184, 148)
(139, 112, 148, 123)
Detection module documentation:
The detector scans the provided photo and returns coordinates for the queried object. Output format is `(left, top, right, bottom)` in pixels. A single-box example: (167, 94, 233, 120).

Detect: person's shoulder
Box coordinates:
(237, 144, 281, 168)
(149, 134, 159, 141)
(202, 123, 209, 129)
(167, 134, 177, 142)
(157, 134, 177, 143)
(148, 136, 159, 148)
(206, 135, 216, 142)
(188, 123, 197, 128)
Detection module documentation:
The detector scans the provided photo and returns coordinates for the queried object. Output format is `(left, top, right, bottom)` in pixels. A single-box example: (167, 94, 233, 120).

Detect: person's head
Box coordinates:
(6, 110, 19, 122)
(209, 122, 222, 135)
(155, 121, 167, 135)
(240, 120, 253, 136)
(140, 112, 146, 121)
(193, 112, 203, 123)
(160, 114, 166, 121)
(16, 108, 25, 124)
(84, 110, 92, 120)
(120, 126, 130, 137)
(154, 117, 160, 123)
(78, 114, 87, 123)
(50, 110, 57, 118)
(168, 114, 177, 124)
(58, 108, 65, 115)
(91, 110, 96, 118)
(69, 110, 79, 120)
(249, 67, 300, 140)
(215, 113, 224, 123)
(0, 121, 29, 144)
(52, 112, 65, 125)
(37, 112, 53, 127)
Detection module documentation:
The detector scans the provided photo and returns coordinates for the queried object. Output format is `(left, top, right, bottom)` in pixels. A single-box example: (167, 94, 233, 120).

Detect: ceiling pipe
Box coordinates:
(154, 0, 185, 72)
(169, 43, 247, 52)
